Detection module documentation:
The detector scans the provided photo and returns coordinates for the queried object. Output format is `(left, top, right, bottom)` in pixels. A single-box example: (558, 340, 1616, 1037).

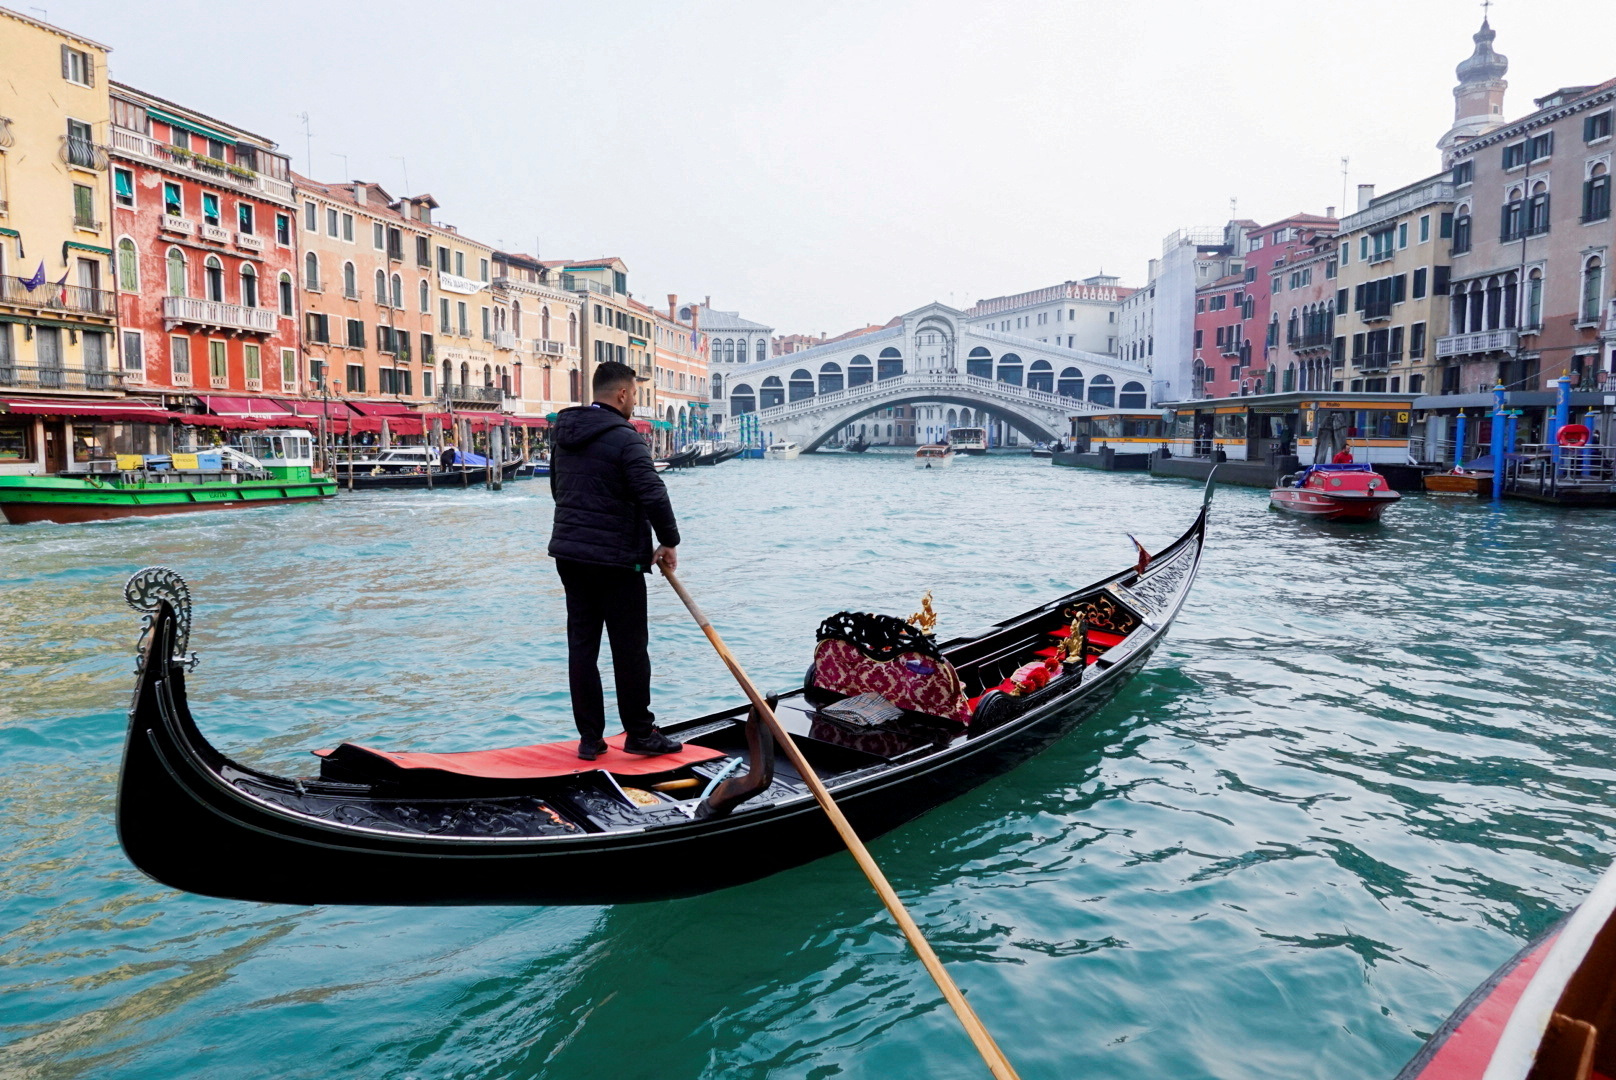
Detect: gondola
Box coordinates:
(845, 437, 870, 453)
(115, 475, 1216, 906)
(335, 459, 522, 490)
(660, 445, 701, 469)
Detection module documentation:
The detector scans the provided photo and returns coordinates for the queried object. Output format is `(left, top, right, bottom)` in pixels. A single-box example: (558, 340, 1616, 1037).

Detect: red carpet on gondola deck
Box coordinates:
(314, 733, 724, 779)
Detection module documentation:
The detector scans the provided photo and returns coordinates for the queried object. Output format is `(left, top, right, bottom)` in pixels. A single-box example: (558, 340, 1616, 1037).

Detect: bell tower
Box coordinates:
(1439, 15, 1509, 165)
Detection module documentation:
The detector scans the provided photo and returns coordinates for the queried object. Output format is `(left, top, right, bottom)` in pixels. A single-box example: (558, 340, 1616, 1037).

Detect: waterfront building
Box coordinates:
(653, 295, 708, 452)
(773, 332, 825, 356)
(1330, 176, 1454, 396)
(690, 300, 774, 435)
(0, 8, 122, 475)
(491, 251, 583, 419)
(963, 275, 1128, 355)
(1153, 224, 1250, 402)
(1119, 262, 1156, 372)
(542, 258, 655, 430)
(413, 207, 500, 416)
(293, 176, 437, 410)
(1266, 231, 1339, 393)
(1158, 390, 1418, 467)
(108, 83, 298, 407)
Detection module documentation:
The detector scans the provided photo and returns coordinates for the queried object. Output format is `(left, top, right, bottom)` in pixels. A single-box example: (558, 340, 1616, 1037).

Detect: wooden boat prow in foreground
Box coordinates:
(115, 477, 1215, 906)
(1397, 863, 1616, 1080)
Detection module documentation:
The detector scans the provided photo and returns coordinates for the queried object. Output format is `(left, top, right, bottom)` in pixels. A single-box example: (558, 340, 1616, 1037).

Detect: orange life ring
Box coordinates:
(1557, 423, 1591, 448)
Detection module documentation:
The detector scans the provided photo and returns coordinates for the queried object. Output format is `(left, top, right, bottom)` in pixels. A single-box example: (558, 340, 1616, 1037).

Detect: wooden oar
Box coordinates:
(660, 567, 1021, 1080)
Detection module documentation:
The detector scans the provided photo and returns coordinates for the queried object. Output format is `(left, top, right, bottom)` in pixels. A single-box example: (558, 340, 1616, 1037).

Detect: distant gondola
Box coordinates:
(335, 459, 522, 489)
(114, 476, 1216, 906)
(660, 445, 702, 469)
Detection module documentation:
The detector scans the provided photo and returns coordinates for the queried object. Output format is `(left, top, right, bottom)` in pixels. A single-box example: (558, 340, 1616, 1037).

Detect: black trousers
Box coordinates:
(555, 558, 655, 743)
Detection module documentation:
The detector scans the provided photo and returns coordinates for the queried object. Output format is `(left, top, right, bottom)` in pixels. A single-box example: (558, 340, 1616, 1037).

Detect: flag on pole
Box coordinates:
(20, 262, 45, 290)
(54, 273, 69, 305)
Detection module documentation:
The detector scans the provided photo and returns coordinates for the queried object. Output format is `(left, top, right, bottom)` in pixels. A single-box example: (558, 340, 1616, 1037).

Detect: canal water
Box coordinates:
(3, 453, 1616, 1080)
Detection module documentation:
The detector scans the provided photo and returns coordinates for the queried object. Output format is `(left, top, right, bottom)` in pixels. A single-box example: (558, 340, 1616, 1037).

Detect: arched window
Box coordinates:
(1526, 267, 1544, 329)
(541, 305, 551, 342)
(1057, 366, 1083, 398)
(966, 346, 992, 379)
(1027, 359, 1053, 392)
(1119, 381, 1147, 409)
(877, 347, 902, 380)
(391, 274, 403, 309)
(1088, 373, 1115, 407)
(756, 338, 766, 362)
(848, 354, 873, 387)
(568, 311, 578, 346)
(375, 269, 387, 305)
(203, 255, 224, 302)
(1583, 256, 1605, 322)
(343, 261, 357, 299)
(442, 360, 452, 392)
(483, 364, 493, 388)
(818, 361, 843, 394)
(168, 248, 188, 297)
(460, 361, 469, 386)
(303, 251, 319, 292)
(996, 352, 1023, 386)
(279, 272, 293, 316)
(512, 300, 523, 338)
(117, 237, 138, 292)
(788, 368, 814, 402)
(729, 382, 756, 414)
(419, 278, 429, 313)
(711, 373, 724, 399)
(760, 375, 784, 409)
(240, 263, 258, 308)
(946, 408, 957, 426)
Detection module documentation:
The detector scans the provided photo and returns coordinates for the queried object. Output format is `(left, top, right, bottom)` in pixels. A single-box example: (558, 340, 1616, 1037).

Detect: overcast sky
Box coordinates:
(52, 0, 1616, 333)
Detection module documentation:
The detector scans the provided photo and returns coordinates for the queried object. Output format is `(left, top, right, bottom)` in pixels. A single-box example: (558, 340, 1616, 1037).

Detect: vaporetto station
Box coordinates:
(709, 304, 1154, 450)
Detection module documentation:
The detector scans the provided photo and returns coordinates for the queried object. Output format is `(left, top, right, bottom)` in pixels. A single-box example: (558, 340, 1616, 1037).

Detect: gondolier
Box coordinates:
(549, 360, 683, 760)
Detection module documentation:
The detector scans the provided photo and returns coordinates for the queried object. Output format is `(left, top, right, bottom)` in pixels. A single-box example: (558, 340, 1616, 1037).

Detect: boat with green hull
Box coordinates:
(0, 430, 336, 525)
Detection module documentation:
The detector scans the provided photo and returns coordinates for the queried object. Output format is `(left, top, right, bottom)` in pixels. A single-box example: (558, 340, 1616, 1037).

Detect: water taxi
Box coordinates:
(765, 440, 802, 460)
(915, 444, 954, 469)
(946, 427, 988, 455)
(0, 429, 335, 525)
(1269, 462, 1401, 521)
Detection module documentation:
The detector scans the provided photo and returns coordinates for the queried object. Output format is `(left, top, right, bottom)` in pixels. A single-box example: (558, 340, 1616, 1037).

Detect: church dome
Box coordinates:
(1456, 19, 1508, 84)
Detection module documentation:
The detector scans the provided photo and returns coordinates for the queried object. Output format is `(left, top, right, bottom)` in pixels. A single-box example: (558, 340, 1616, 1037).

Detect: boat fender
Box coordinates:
(1558, 423, 1591, 448)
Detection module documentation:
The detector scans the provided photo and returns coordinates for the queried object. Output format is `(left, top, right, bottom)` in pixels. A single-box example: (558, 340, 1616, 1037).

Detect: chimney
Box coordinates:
(668, 293, 678, 320)
(1356, 184, 1375, 211)
(351, 184, 367, 206)
(704, 295, 711, 308)
(1325, 205, 1335, 219)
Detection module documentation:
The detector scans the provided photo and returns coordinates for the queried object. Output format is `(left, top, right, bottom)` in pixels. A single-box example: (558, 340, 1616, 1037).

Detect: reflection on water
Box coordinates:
(3, 454, 1616, 1079)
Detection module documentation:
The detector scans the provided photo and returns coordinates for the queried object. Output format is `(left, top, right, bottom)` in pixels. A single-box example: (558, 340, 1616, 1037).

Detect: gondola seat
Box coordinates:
(808, 611, 972, 724)
(315, 733, 725, 783)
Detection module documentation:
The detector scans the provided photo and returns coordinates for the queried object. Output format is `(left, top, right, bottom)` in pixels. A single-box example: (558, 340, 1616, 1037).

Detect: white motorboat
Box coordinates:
(947, 427, 988, 455)
(765, 440, 801, 460)
(915, 444, 955, 469)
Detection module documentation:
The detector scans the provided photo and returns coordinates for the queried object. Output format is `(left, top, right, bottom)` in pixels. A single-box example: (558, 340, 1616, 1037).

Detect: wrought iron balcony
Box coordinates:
(108, 128, 295, 203)
(1351, 350, 1403, 370)
(162, 295, 277, 334)
(0, 275, 115, 316)
(60, 135, 107, 171)
(1435, 329, 1519, 357)
(0, 365, 124, 392)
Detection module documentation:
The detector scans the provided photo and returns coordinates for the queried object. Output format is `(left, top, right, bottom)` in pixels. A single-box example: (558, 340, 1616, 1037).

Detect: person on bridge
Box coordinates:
(549, 360, 683, 761)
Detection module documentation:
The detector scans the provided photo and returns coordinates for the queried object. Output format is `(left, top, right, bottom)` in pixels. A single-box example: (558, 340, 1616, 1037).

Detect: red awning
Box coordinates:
(0, 398, 174, 423)
(630, 419, 652, 434)
(275, 399, 359, 420)
(174, 413, 265, 429)
(384, 416, 426, 436)
(201, 395, 292, 418)
(348, 401, 419, 418)
(508, 416, 549, 428)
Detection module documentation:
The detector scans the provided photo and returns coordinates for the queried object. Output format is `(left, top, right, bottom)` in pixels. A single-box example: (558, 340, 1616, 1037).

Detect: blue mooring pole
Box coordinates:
(1552, 375, 1572, 472)
(1454, 411, 1468, 468)
(1490, 384, 1507, 501)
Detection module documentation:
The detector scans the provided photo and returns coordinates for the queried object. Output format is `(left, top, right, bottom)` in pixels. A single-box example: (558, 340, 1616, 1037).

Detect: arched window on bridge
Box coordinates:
(1058, 367, 1083, 398)
(848, 355, 873, 387)
(788, 369, 814, 402)
(966, 347, 992, 379)
(1119, 380, 1147, 409)
(877, 347, 903, 381)
(997, 353, 1023, 386)
(1027, 359, 1053, 392)
(756, 339, 767, 363)
(730, 383, 756, 414)
(819, 361, 843, 394)
(1088, 373, 1115, 407)
(760, 376, 784, 409)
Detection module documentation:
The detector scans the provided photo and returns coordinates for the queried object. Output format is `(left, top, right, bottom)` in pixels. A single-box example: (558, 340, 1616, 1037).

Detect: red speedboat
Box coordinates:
(1269, 463, 1401, 521)
(1396, 864, 1616, 1080)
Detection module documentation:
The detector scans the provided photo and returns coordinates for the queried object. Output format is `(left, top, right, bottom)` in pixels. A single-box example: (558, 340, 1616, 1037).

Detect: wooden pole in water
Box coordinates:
(660, 568, 1021, 1080)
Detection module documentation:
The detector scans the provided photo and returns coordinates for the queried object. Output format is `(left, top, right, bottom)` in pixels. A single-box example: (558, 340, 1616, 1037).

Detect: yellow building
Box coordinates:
(0, 6, 120, 471)
(547, 258, 654, 418)
(492, 251, 584, 416)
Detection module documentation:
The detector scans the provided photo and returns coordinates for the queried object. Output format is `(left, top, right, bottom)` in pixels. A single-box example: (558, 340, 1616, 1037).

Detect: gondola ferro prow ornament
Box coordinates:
(124, 567, 198, 672)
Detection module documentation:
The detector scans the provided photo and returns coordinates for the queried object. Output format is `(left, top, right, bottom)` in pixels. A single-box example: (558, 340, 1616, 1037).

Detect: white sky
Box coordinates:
(51, 0, 1616, 334)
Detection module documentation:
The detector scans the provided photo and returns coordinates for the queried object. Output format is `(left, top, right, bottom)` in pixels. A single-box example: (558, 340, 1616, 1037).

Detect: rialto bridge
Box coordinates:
(709, 303, 1154, 450)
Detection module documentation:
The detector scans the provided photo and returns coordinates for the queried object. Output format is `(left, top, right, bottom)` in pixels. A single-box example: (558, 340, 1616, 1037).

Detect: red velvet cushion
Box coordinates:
(315, 732, 724, 779)
(813, 639, 972, 724)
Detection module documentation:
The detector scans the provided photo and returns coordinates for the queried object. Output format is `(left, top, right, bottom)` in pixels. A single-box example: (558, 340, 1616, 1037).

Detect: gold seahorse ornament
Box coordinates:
(908, 591, 938, 635)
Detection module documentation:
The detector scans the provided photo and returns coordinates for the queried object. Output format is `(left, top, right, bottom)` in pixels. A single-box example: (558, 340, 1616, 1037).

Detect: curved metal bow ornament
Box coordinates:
(124, 566, 199, 671)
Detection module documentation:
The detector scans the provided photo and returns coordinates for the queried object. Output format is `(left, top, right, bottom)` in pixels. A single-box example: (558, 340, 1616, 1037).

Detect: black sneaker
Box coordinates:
(622, 728, 683, 756)
(577, 738, 608, 761)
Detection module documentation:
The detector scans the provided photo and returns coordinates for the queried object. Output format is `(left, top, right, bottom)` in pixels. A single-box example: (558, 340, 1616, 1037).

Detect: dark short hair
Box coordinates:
(593, 361, 636, 393)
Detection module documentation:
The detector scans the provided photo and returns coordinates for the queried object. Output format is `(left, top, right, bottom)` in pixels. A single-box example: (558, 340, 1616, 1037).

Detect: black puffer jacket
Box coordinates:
(548, 404, 680, 571)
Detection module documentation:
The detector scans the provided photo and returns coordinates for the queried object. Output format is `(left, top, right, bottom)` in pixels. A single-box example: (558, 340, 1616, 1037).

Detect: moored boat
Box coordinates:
(1396, 862, 1616, 1080)
(765, 440, 802, 460)
(659, 445, 701, 469)
(113, 475, 1216, 905)
(1269, 463, 1401, 521)
(1029, 443, 1054, 458)
(1424, 455, 1495, 496)
(947, 427, 989, 455)
(915, 444, 955, 469)
(0, 429, 335, 524)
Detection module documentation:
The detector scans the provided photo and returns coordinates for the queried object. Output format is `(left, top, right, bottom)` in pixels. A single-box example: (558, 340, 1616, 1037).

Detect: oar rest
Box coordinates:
(806, 611, 972, 725)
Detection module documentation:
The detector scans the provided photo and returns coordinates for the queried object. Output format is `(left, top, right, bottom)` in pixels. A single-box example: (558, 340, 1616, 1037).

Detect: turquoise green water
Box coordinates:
(3, 454, 1615, 1079)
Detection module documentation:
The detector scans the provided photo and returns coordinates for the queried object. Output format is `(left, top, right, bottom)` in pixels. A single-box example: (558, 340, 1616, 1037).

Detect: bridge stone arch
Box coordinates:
(792, 392, 1061, 451)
